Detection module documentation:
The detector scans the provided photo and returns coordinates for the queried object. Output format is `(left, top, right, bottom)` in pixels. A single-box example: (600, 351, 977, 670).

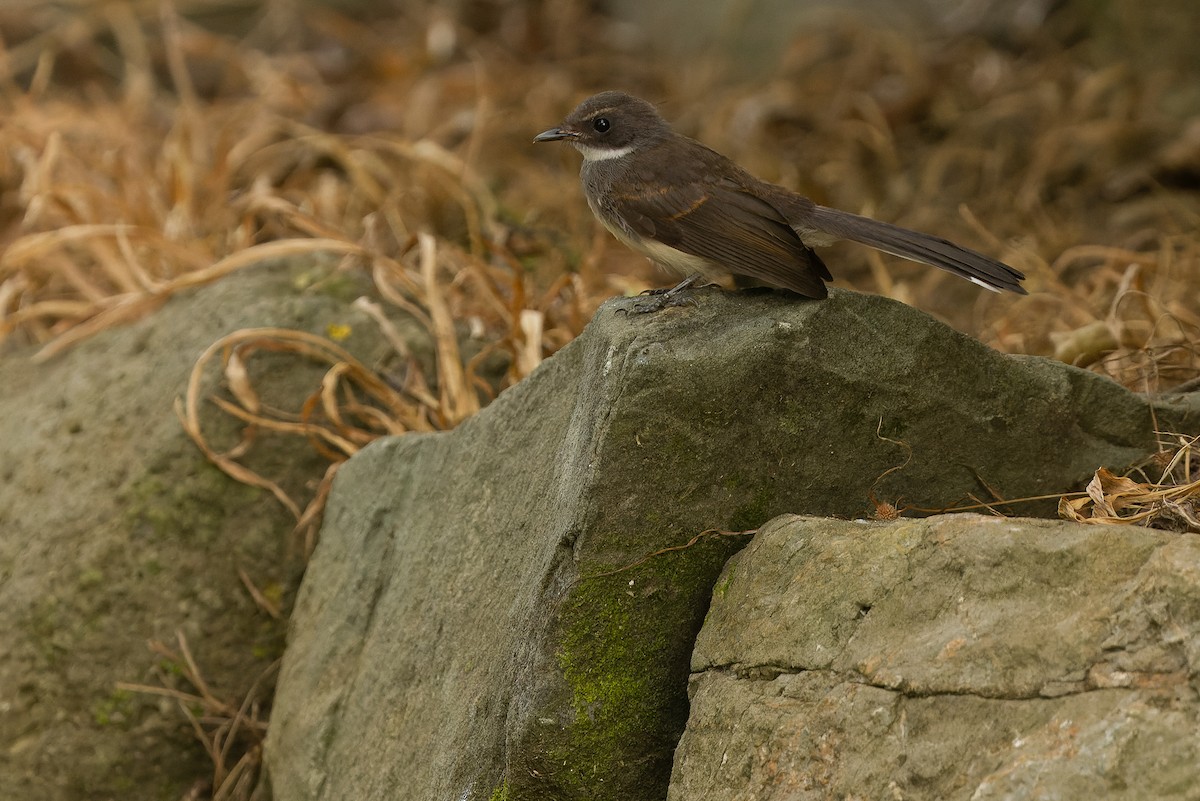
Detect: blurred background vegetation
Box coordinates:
(1, 0, 1198, 393)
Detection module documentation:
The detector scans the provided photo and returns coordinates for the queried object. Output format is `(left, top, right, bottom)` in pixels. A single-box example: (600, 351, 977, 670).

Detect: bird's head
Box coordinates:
(534, 91, 670, 162)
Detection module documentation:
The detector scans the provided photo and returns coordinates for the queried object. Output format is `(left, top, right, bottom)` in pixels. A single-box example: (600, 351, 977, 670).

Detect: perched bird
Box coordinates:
(534, 91, 1025, 309)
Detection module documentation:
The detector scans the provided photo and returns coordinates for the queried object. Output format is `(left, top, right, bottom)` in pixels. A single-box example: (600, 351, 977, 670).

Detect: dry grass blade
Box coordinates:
(419, 232, 479, 426)
(237, 568, 282, 620)
(518, 309, 545, 376)
(211, 394, 361, 456)
(31, 293, 171, 362)
(578, 528, 759, 583)
(297, 462, 340, 558)
(176, 390, 303, 520)
(352, 296, 418, 362)
(167, 239, 368, 293)
(224, 350, 260, 415)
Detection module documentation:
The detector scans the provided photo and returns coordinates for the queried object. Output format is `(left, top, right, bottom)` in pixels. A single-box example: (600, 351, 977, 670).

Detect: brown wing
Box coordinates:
(611, 142, 832, 298)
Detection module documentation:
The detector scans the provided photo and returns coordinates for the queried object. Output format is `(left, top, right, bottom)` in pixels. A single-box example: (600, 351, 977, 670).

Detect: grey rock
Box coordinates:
(672, 513, 1200, 801)
(0, 261, 409, 800)
(266, 287, 1192, 800)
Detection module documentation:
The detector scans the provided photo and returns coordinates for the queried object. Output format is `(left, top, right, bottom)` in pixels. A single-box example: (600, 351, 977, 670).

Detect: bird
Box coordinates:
(534, 91, 1026, 310)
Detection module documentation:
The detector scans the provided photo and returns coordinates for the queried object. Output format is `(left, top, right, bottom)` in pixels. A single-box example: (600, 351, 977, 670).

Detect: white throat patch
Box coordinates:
(575, 143, 636, 162)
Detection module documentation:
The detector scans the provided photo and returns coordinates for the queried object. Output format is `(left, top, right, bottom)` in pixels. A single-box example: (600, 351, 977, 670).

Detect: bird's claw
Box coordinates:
(621, 290, 700, 315)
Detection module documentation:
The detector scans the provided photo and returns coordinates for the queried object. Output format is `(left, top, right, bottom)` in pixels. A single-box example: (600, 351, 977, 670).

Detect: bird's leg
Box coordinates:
(639, 273, 703, 296)
(628, 274, 704, 314)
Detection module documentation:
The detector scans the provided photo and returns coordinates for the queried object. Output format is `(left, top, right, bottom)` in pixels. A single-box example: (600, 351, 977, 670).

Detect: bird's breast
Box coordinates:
(580, 157, 724, 279)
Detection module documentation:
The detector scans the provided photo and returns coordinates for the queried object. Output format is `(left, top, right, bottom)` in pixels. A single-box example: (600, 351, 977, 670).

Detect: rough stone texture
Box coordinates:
(0, 262, 412, 800)
(671, 514, 1200, 801)
(265, 287, 1197, 801)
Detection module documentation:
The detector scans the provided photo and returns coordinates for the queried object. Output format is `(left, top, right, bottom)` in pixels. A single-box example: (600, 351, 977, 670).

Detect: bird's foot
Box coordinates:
(620, 274, 705, 315)
(625, 289, 700, 314)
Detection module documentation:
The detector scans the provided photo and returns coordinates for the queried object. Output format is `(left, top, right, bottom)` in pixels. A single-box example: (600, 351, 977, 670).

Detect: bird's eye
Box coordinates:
(593, 117, 611, 133)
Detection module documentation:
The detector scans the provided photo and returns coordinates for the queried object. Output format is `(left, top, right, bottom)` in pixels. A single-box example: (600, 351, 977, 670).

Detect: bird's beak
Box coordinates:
(533, 127, 578, 143)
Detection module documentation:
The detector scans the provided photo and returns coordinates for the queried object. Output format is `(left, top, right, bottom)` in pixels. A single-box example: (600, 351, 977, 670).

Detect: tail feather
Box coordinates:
(807, 205, 1026, 294)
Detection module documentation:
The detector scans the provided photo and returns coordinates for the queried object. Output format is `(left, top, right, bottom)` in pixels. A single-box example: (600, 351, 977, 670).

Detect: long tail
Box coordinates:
(807, 205, 1026, 294)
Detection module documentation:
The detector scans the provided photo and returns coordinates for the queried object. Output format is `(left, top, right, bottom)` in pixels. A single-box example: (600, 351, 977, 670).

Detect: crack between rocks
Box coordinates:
(691, 663, 1162, 703)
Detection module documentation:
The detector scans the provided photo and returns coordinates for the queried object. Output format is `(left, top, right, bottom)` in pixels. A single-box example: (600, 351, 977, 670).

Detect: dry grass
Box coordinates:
(117, 631, 276, 801)
(0, 1, 599, 363)
(3, 5, 1197, 382)
(1060, 433, 1200, 532)
(3, 3, 1200, 798)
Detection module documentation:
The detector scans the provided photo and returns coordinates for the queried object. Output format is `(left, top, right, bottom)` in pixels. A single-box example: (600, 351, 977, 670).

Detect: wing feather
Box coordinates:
(612, 176, 831, 297)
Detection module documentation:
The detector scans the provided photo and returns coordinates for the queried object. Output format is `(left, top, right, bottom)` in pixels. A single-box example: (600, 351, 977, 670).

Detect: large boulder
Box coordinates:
(265, 287, 1197, 800)
(0, 262, 406, 800)
(672, 514, 1200, 800)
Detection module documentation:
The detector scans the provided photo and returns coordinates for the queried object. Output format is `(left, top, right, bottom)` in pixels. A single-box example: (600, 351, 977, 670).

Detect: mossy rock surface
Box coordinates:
(0, 261, 415, 800)
(266, 288, 1196, 800)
